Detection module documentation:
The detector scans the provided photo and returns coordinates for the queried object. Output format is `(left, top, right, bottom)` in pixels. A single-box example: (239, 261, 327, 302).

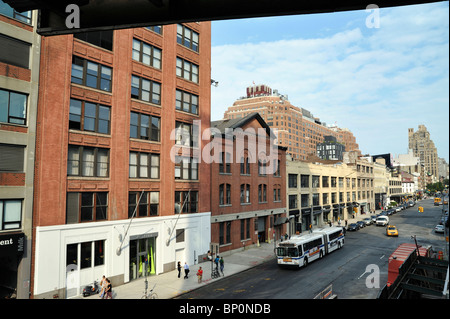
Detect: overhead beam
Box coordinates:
(3, 0, 447, 36)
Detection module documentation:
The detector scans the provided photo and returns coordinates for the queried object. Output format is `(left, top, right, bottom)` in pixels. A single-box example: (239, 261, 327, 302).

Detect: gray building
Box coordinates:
(316, 135, 345, 160)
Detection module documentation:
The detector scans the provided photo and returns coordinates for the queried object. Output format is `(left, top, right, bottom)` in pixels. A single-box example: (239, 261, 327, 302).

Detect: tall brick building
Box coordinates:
(0, 1, 39, 299)
(224, 85, 360, 161)
(31, 23, 212, 298)
(210, 113, 287, 253)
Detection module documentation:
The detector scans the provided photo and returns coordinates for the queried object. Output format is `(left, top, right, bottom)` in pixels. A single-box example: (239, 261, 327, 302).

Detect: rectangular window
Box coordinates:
(288, 174, 297, 188)
(174, 191, 198, 214)
(175, 89, 198, 115)
(66, 192, 108, 223)
(219, 183, 231, 206)
(175, 121, 199, 148)
(177, 24, 199, 52)
(132, 38, 161, 69)
(0, 89, 27, 125)
(0, 199, 22, 230)
(128, 191, 159, 218)
(71, 56, 112, 92)
(129, 152, 159, 179)
(0, 144, 25, 172)
(258, 184, 267, 203)
(240, 184, 250, 204)
(0, 34, 30, 69)
(74, 31, 113, 51)
(67, 145, 109, 177)
(174, 156, 198, 180)
(145, 25, 162, 34)
(131, 75, 161, 105)
(69, 99, 110, 134)
(130, 111, 160, 141)
(176, 57, 199, 83)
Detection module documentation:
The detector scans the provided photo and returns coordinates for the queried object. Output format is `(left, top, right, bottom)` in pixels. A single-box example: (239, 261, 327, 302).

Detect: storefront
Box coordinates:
(129, 234, 157, 281)
(0, 232, 25, 298)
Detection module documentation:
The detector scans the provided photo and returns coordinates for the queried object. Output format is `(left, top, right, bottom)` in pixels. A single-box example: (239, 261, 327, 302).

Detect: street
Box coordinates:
(176, 198, 448, 299)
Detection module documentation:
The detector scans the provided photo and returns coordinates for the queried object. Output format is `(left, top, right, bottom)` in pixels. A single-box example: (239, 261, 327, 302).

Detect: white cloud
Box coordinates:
(211, 2, 449, 161)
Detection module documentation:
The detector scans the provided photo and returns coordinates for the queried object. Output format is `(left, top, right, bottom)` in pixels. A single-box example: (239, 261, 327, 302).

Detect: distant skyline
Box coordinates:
(210, 2, 449, 162)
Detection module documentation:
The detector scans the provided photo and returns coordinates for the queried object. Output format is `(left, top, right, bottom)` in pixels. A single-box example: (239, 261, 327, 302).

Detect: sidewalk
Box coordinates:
(82, 210, 382, 300)
(82, 242, 276, 299)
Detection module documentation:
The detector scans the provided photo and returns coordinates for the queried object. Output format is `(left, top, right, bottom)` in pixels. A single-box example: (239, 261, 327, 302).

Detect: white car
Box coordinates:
(435, 224, 444, 233)
(376, 216, 389, 226)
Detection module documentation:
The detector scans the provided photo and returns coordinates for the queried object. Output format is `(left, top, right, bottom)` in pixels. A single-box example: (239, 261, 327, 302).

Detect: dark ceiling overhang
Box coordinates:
(3, 0, 446, 36)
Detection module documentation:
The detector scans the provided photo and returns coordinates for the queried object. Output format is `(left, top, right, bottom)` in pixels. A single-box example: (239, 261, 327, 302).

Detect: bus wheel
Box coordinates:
(303, 258, 308, 267)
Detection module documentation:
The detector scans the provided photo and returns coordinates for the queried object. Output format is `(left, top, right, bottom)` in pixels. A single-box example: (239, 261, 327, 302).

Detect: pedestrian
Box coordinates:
(184, 262, 190, 279)
(177, 261, 181, 278)
(214, 255, 219, 270)
(105, 278, 112, 299)
(196, 267, 203, 283)
(99, 275, 107, 299)
(219, 256, 224, 276)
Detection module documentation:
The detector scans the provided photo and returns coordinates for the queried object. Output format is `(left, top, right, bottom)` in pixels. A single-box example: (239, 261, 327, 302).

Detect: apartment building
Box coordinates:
(31, 22, 212, 298)
(286, 154, 374, 235)
(0, 1, 39, 299)
(210, 113, 287, 253)
(408, 125, 438, 181)
(223, 84, 360, 161)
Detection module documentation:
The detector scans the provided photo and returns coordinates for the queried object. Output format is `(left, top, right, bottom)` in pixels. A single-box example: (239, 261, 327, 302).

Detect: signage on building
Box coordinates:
(0, 232, 25, 256)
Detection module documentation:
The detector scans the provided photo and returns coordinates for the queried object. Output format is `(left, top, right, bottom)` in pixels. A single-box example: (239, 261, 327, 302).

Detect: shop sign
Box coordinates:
(0, 233, 25, 256)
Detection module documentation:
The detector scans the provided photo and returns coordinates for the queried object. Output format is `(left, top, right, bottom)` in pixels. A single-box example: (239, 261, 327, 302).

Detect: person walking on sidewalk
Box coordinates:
(196, 267, 203, 283)
(219, 257, 224, 276)
(177, 261, 181, 278)
(183, 262, 190, 279)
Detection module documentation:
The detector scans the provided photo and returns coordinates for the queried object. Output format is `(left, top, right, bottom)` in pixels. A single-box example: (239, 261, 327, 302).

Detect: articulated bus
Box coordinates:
(276, 226, 344, 268)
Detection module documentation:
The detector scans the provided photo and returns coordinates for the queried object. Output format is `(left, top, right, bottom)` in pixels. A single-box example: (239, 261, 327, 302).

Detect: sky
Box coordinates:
(209, 1, 449, 163)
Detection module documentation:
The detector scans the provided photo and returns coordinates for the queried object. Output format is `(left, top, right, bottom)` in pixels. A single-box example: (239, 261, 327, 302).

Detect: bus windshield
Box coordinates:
(277, 247, 300, 257)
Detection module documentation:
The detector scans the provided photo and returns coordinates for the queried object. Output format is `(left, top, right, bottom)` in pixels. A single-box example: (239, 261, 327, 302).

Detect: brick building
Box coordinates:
(0, 1, 39, 299)
(31, 22, 212, 298)
(224, 84, 360, 161)
(210, 113, 287, 254)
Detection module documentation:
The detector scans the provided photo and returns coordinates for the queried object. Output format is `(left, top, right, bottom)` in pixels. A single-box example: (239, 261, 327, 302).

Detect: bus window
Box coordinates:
(287, 247, 299, 257)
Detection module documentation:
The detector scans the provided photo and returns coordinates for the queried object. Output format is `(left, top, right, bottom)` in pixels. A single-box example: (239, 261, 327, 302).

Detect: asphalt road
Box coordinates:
(176, 199, 448, 299)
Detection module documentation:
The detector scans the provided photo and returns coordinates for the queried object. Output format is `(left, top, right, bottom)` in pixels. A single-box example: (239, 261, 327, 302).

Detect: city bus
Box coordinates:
(276, 227, 344, 268)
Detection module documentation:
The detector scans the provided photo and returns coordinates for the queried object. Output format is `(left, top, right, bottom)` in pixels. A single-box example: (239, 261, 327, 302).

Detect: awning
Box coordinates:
(274, 217, 289, 226)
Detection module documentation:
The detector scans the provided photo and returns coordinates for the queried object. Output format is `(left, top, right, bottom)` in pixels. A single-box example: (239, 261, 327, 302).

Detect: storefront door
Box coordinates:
(129, 236, 156, 281)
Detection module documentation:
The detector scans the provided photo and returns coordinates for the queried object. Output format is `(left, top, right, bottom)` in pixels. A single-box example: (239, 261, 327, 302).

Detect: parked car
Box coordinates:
(407, 200, 415, 207)
(357, 221, 366, 229)
(370, 215, 378, 223)
(435, 224, 444, 233)
(386, 225, 399, 237)
(347, 223, 360, 231)
(376, 216, 389, 226)
(362, 217, 372, 225)
(395, 206, 402, 213)
(386, 209, 395, 216)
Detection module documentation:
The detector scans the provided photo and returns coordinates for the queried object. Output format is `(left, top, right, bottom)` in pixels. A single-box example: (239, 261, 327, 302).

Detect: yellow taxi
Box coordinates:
(386, 225, 399, 237)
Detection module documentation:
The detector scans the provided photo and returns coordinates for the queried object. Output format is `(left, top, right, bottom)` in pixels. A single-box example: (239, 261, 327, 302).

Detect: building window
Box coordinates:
(177, 24, 199, 52)
(129, 152, 160, 179)
(273, 159, 281, 176)
(273, 185, 281, 202)
(0, 1, 32, 24)
(0, 199, 22, 230)
(240, 156, 250, 175)
(71, 56, 112, 92)
(69, 99, 110, 134)
(175, 121, 198, 148)
(132, 38, 161, 69)
(219, 152, 231, 174)
(219, 221, 231, 245)
(258, 184, 267, 203)
(300, 175, 309, 188)
(174, 191, 198, 214)
(175, 89, 198, 115)
(312, 193, 320, 206)
(74, 31, 113, 51)
(66, 240, 105, 269)
(0, 34, 30, 69)
(146, 25, 162, 34)
(312, 175, 320, 188)
(130, 111, 160, 141)
(66, 192, 108, 223)
(301, 194, 309, 208)
(289, 194, 297, 209)
(288, 174, 297, 188)
(131, 75, 161, 105)
(0, 89, 27, 125)
(322, 176, 329, 188)
(68, 145, 109, 177)
(219, 183, 231, 206)
(176, 57, 199, 83)
(240, 184, 250, 204)
(128, 191, 159, 218)
(174, 156, 198, 180)
(0, 144, 24, 172)
(258, 159, 267, 176)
